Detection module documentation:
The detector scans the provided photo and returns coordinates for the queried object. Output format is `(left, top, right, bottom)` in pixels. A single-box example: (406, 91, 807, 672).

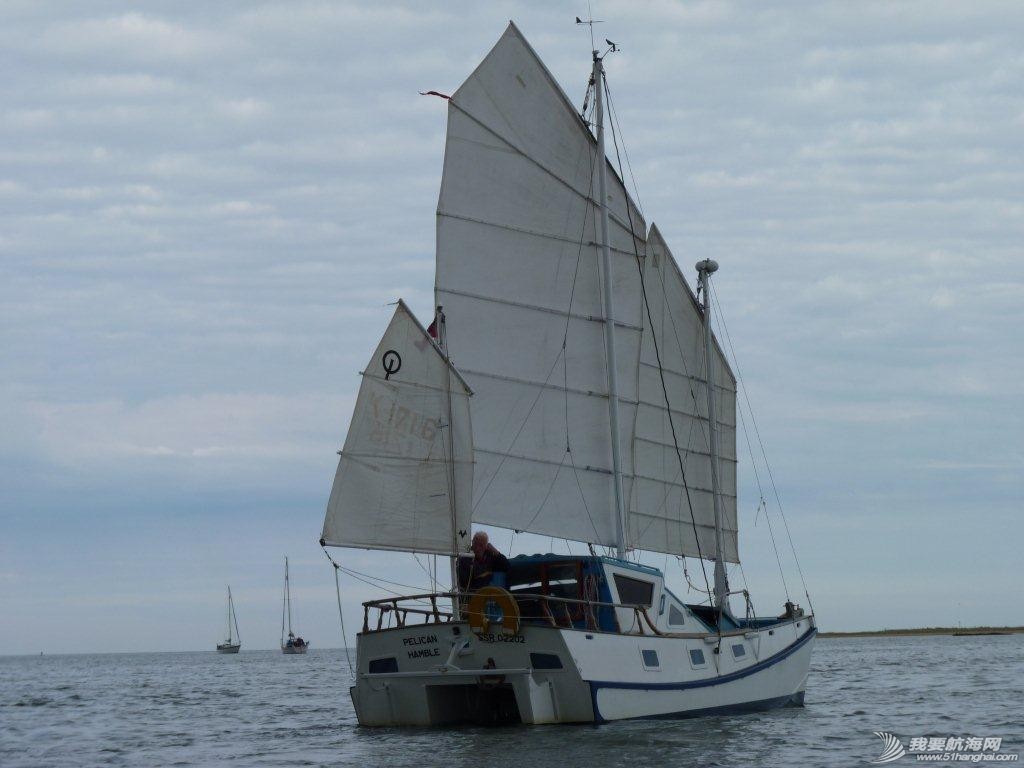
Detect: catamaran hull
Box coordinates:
(350, 617, 814, 725)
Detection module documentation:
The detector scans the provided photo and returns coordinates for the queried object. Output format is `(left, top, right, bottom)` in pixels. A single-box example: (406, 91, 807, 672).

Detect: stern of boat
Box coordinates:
(351, 621, 593, 726)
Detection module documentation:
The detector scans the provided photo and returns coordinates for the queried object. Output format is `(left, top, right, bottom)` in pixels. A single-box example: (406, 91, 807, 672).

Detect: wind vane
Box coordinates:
(576, 10, 620, 57)
(575, 7, 604, 52)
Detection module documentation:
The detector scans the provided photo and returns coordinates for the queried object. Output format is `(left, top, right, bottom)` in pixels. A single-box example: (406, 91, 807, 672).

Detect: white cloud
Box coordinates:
(2, 1, 1023, 649)
(21, 392, 351, 473)
(40, 12, 240, 63)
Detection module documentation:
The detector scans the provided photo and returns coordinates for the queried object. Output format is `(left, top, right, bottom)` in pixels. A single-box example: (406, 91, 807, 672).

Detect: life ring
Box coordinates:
(466, 586, 520, 635)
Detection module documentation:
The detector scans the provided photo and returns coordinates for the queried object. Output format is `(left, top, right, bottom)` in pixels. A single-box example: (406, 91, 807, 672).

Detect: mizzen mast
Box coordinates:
(697, 259, 730, 611)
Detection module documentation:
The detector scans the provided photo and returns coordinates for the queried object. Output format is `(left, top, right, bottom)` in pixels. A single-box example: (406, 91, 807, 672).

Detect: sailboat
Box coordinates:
(281, 557, 309, 654)
(216, 586, 241, 654)
(320, 22, 815, 725)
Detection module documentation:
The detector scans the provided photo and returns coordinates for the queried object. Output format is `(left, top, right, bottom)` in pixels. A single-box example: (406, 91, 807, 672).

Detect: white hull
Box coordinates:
(281, 644, 308, 655)
(216, 643, 241, 654)
(350, 616, 814, 725)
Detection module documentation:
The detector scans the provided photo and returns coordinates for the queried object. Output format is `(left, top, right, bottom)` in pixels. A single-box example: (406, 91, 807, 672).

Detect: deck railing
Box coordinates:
(360, 590, 662, 636)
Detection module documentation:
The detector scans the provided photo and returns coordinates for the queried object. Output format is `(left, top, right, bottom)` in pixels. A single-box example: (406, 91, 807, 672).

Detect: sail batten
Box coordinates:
(437, 287, 645, 331)
(438, 210, 646, 259)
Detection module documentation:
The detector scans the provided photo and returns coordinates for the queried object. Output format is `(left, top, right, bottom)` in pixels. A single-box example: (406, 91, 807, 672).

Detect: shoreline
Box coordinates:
(819, 626, 1024, 638)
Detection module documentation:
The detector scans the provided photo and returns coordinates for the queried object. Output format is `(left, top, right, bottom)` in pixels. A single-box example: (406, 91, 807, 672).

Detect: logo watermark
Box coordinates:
(870, 733, 1018, 764)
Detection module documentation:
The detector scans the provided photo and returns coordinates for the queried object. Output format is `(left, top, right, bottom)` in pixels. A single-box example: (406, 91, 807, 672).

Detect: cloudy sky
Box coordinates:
(2, 1, 1022, 654)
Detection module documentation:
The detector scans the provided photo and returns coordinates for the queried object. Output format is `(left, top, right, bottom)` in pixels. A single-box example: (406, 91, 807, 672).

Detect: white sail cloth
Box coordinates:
(434, 23, 739, 562)
(321, 301, 473, 555)
(632, 226, 738, 562)
(435, 22, 646, 550)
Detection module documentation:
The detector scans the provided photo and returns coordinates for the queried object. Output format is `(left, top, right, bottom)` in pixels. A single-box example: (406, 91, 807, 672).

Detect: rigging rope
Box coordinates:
(491, 94, 605, 547)
(331, 562, 433, 595)
(470, 120, 602, 547)
(709, 282, 814, 612)
(320, 547, 355, 679)
(709, 286, 790, 601)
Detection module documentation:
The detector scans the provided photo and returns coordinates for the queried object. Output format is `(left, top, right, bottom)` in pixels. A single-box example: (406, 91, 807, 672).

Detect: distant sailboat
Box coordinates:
(216, 586, 241, 654)
(281, 557, 309, 654)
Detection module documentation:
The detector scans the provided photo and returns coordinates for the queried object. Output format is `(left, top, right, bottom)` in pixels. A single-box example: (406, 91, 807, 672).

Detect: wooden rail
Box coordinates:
(360, 590, 665, 636)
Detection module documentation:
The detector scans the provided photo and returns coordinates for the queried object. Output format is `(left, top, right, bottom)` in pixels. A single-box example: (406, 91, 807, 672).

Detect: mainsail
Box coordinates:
(435, 22, 646, 548)
(434, 23, 739, 562)
(321, 301, 473, 555)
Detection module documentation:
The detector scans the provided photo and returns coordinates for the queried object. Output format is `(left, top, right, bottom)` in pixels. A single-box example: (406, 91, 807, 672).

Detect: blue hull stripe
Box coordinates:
(625, 690, 806, 721)
(591, 626, 816, 691)
(588, 627, 816, 722)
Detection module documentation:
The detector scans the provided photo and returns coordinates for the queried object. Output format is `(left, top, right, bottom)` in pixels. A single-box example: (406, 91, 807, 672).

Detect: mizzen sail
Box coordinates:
(631, 225, 738, 562)
(321, 301, 473, 555)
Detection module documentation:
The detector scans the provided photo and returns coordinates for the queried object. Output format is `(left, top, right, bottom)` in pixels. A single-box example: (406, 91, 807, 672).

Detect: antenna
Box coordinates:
(574, 3, 602, 52)
(577, 7, 618, 119)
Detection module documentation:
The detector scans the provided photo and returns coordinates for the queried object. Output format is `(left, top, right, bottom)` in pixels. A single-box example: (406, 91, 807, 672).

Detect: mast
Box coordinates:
(227, 585, 240, 643)
(285, 557, 293, 636)
(696, 259, 730, 611)
(592, 50, 627, 559)
(437, 307, 461, 608)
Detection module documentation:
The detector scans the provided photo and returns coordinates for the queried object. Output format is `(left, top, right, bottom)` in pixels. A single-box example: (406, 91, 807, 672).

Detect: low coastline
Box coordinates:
(819, 626, 1024, 638)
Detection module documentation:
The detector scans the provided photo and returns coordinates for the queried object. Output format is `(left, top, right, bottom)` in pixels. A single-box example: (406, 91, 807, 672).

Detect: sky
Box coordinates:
(1, 1, 1022, 654)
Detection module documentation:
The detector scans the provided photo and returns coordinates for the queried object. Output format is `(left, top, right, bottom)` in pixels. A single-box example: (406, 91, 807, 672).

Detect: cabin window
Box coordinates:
(368, 657, 398, 674)
(732, 643, 746, 659)
(530, 653, 563, 670)
(613, 574, 654, 607)
(641, 649, 660, 668)
(507, 561, 581, 601)
(689, 648, 706, 667)
(668, 604, 686, 626)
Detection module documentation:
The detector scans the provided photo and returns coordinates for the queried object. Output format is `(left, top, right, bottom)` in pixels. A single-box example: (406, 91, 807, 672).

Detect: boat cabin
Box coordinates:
(504, 553, 743, 635)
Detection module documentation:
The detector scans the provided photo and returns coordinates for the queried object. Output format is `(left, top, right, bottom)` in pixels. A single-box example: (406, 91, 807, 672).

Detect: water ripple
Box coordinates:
(0, 635, 1021, 767)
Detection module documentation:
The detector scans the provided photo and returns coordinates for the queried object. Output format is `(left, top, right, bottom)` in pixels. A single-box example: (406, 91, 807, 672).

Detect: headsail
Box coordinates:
(631, 225, 738, 562)
(321, 301, 473, 556)
(435, 22, 647, 548)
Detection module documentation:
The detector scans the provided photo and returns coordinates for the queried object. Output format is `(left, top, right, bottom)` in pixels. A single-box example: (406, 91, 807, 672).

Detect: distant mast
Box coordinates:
(592, 46, 627, 559)
(697, 259, 729, 611)
(282, 557, 292, 641)
(227, 586, 240, 643)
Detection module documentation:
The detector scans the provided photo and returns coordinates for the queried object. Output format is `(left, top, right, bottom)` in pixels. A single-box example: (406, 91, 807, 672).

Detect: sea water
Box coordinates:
(2, 635, 1021, 767)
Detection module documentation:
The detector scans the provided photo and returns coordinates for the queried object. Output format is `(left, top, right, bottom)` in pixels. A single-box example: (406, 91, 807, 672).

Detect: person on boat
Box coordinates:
(458, 531, 509, 593)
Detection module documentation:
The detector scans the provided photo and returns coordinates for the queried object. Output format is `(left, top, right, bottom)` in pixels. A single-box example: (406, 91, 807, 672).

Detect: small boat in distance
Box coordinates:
(216, 586, 241, 654)
(281, 557, 309, 654)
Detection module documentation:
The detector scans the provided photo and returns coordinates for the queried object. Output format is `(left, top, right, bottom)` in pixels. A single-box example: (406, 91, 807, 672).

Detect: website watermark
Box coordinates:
(870, 733, 1018, 764)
